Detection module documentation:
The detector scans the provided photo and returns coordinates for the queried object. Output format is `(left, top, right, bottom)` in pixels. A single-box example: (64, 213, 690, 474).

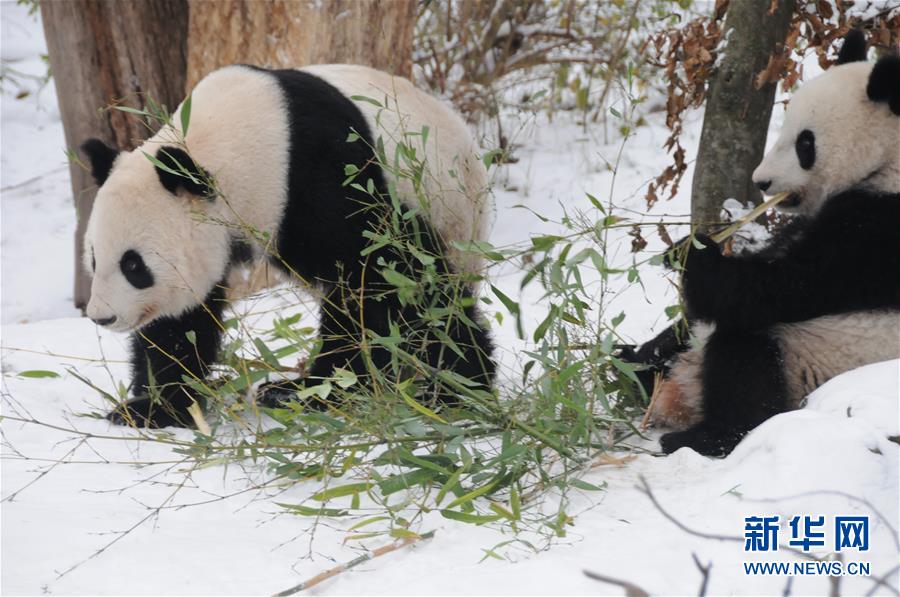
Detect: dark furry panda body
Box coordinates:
(629, 38, 900, 456)
(82, 65, 494, 428)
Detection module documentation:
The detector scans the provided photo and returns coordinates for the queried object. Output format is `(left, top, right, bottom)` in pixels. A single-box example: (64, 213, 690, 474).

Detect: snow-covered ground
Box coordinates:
(2, 3, 898, 595)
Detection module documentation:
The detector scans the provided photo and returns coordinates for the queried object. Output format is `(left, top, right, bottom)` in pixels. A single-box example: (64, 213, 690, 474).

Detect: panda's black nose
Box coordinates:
(92, 316, 117, 326)
(756, 180, 772, 192)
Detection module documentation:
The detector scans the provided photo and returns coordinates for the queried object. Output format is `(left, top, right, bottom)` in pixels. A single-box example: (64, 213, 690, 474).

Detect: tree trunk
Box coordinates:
(40, 0, 188, 311)
(185, 0, 416, 90)
(690, 0, 795, 232)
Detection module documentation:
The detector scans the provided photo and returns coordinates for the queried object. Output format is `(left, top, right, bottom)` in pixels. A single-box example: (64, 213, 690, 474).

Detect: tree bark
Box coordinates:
(690, 0, 795, 232)
(40, 0, 188, 311)
(185, 0, 416, 90)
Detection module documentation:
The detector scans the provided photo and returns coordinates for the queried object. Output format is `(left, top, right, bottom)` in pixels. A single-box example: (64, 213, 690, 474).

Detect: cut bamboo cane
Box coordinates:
(710, 191, 789, 244)
(273, 530, 436, 596)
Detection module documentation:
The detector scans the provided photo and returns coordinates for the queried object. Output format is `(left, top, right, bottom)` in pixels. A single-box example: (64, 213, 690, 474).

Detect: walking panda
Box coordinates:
(81, 64, 495, 428)
(632, 33, 900, 456)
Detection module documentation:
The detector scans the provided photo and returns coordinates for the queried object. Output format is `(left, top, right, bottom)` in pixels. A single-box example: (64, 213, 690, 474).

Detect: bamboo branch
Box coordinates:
(273, 530, 436, 596)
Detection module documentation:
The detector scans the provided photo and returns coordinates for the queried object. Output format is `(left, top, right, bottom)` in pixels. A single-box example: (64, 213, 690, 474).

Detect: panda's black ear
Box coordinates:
(80, 138, 119, 186)
(154, 146, 214, 199)
(836, 29, 867, 65)
(867, 55, 900, 116)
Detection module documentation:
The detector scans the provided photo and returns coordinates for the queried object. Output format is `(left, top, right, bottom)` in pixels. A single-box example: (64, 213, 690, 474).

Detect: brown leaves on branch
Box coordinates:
(646, 0, 899, 209)
(644, 0, 728, 209)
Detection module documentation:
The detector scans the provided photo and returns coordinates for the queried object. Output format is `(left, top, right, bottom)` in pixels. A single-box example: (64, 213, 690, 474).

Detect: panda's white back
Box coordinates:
(158, 63, 489, 276)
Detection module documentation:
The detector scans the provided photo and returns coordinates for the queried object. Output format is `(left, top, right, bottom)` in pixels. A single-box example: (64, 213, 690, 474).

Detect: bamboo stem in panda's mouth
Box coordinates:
(710, 191, 790, 244)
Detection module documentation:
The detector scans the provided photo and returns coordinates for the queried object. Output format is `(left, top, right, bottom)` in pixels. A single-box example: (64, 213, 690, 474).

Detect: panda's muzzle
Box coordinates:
(91, 315, 117, 327)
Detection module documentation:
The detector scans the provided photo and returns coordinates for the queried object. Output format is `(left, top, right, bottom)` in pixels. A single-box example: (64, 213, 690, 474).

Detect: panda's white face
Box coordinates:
(752, 61, 900, 215)
(84, 150, 230, 332)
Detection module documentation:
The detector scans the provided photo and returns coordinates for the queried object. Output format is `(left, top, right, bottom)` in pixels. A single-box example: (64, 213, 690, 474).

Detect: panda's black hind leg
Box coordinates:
(662, 328, 789, 457)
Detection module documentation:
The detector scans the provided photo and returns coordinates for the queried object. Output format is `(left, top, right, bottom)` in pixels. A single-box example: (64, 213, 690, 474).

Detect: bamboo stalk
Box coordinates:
(710, 191, 788, 244)
(273, 530, 436, 596)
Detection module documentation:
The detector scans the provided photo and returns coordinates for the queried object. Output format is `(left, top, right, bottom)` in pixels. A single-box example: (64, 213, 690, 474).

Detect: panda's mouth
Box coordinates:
(781, 192, 803, 208)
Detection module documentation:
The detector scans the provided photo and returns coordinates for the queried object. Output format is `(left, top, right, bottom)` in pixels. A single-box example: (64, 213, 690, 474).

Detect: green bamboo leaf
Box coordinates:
(445, 479, 498, 509)
(440, 510, 502, 525)
(350, 94, 383, 108)
(277, 503, 348, 517)
(311, 482, 373, 502)
(17, 370, 60, 379)
(180, 93, 192, 137)
(434, 467, 464, 507)
(570, 479, 607, 492)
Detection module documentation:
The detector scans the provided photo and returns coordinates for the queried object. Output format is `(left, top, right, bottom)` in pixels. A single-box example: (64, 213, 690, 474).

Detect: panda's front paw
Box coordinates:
(107, 395, 197, 428)
(660, 422, 742, 457)
(256, 378, 331, 411)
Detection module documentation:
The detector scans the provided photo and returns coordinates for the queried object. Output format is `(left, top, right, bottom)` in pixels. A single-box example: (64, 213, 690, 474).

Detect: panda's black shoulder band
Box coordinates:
(155, 146, 214, 199)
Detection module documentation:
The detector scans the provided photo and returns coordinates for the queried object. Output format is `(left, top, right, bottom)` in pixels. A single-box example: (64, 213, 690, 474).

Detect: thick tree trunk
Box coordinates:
(40, 0, 188, 311)
(690, 0, 795, 232)
(185, 0, 417, 89)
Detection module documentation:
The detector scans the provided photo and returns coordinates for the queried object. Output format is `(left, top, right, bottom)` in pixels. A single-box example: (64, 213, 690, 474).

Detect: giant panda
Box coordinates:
(80, 64, 495, 428)
(632, 32, 900, 457)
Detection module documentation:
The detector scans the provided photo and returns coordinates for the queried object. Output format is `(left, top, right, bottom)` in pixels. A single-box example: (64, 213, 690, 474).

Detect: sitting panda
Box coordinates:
(633, 33, 900, 456)
(81, 64, 495, 428)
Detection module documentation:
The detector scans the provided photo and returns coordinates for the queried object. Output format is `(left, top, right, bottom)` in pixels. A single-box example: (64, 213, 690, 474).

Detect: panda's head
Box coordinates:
(753, 32, 900, 215)
(80, 139, 229, 331)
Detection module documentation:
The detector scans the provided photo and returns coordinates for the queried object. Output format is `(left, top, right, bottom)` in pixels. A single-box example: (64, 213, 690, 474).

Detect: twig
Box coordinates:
(692, 552, 712, 597)
(866, 564, 900, 597)
(582, 570, 650, 596)
(0, 165, 67, 192)
(636, 476, 814, 560)
(639, 371, 664, 431)
(273, 530, 436, 596)
(829, 552, 842, 597)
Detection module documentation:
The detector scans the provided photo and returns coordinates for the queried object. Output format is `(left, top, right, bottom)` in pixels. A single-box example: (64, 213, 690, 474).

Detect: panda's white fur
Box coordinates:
(753, 61, 900, 215)
(84, 64, 489, 332)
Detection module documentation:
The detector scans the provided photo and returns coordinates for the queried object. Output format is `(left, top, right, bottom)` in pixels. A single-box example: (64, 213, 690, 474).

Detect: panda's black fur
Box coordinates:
(626, 44, 900, 457)
(84, 68, 494, 427)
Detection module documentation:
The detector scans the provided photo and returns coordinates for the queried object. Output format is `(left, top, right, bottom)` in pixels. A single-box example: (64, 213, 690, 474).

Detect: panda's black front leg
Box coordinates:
(660, 328, 789, 457)
(108, 285, 226, 428)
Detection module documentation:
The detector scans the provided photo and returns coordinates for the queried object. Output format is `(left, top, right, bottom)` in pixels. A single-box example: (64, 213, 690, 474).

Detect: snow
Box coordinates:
(2, 3, 897, 595)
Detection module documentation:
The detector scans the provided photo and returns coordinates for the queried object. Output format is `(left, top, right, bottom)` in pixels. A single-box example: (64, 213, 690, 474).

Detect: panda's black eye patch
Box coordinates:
(120, 250, 154, 289)
(795, 129, 816, 170)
